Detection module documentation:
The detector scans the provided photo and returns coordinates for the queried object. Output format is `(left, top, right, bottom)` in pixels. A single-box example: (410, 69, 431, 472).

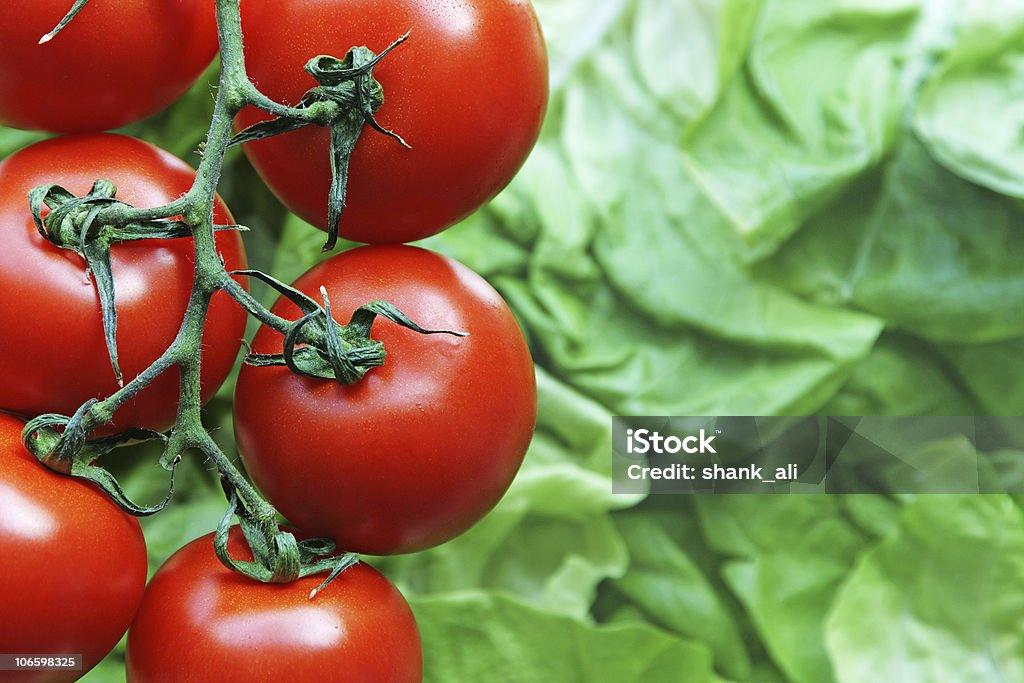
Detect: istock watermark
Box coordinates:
(624, 428, 717, 454)
(612, 416, 1024, 494)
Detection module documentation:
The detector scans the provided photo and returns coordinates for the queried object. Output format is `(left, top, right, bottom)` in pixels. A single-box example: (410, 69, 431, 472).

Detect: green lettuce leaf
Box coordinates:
(608, 500, 752, 680)
(759, 138, 1024, 343)
(914, 0, 1024, 197)
(826, 495, 1024, 682)
(683, 0, 914, 258)
(941, 338, 1024, 415)
(695, 496, 874, 683)
(412, 591, 727, 683)
(823, 334, 979, 416)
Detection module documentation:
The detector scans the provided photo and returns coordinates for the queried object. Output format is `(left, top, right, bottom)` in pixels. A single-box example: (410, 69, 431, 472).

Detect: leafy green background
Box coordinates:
(3, 0, 1023, 680)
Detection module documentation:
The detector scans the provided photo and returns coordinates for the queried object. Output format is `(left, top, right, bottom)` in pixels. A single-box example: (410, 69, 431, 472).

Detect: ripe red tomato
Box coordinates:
(233, 245, 536, 554)
(126, 528, 422, 683)
(0, 134, 247, 433)
(236, 0, 548, 244)
(0, 1, 217, 132)
(0, 413, 148, 682)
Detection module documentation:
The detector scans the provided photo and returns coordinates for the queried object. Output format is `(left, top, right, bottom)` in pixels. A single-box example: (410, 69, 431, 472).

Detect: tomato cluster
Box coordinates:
(0, 0, 545, 680)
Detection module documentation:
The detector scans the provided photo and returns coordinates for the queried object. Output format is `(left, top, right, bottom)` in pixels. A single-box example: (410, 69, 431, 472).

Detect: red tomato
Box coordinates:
(0, 413, 148, 682)
(237, 0, 549, 244)
(233, 245, 536, 554)
(0, 1, 217, 132)
(126, 528, 422, 683)
(0, 134, 248, 433)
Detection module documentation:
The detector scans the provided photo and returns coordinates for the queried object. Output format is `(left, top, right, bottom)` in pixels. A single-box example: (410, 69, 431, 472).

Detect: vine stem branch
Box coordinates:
(31, 0, 344, 584)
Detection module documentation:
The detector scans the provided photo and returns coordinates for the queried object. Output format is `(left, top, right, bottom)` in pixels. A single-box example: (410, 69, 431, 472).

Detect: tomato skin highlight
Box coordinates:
(0, 0, 218, 133)
(0, 134, 248, 433)
(125, 528, 422, 683)
(237, 0, 549, 244)
(233, 245, 537, 555)
(0, 413, 148, 683)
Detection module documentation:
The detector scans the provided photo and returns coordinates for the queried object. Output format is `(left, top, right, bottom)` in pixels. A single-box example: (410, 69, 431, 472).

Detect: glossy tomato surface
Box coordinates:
(0, 134, 247, 432)
(0, 1, 217, 132)
(237, 0, 548, 244)
(126, 528, 422, 683)
(0, 413, 148, 683)
(233, 246, 537, 554)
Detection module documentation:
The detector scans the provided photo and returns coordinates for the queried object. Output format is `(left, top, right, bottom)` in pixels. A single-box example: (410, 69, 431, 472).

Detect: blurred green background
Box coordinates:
(3, 0, 1024, 680)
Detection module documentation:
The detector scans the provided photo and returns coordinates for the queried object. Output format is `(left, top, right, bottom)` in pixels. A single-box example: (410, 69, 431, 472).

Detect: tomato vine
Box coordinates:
(16, 0, 428, 591)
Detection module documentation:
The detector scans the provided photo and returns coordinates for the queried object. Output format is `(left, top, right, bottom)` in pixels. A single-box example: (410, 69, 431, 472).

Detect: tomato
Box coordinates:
(0, 1, 217, 132)
(237, 0, 548, 244)
(0, 134, 247, 433)
(126, 527, 421, 683)
(0, 413, 147, 682)
(233, 245, 536, 554)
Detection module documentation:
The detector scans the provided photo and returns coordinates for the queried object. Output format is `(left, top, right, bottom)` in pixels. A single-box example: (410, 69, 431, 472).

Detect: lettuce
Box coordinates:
(826, 496, 1024, 683)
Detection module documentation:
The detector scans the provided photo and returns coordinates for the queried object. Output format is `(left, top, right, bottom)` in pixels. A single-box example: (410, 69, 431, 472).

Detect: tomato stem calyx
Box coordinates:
(234, 270, 465, 384)
(215, 479, 359, 592)
(22, 408, 179, 516)
(28, 181, 246, 386)
(230, 32, 412, 252)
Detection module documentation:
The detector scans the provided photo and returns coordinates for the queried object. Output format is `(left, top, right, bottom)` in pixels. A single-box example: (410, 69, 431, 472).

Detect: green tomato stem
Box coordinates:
(22, 0, 357, 587)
